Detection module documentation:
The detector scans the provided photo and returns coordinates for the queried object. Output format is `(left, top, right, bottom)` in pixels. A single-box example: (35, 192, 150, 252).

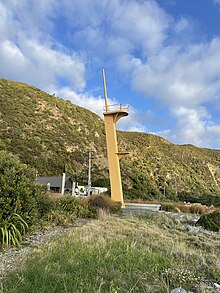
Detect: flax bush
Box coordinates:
(0, 213, 28, 248)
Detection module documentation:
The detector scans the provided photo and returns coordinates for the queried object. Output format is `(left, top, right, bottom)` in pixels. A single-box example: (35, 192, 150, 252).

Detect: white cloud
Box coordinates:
(159, 106, 220, 148)
(208, 125, 220, 134)
(213, 0, 220, 5)
(1, 0, 59, 39)
(0, 38, 85, 90)
(48, 86, 147, 133)
(1, 0, 220, 148)
(129, 35, 220, 147)
(112, 0, 170, 54)
(174, 17, 190, 33)
(117, 106, 148, 133)
(132, 38, 220, 107)
(0, 0, 149, 134)
(174, 107, 209, 146)
(0, 1, 85, 90)
(63, 0, 170, 66)
(49, 86, 108, 117)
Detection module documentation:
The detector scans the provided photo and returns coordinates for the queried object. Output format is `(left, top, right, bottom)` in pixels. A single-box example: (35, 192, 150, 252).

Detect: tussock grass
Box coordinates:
(85, 195, 122, 214)
(1, 214, 220, 292)
(161, 202, 217, 214)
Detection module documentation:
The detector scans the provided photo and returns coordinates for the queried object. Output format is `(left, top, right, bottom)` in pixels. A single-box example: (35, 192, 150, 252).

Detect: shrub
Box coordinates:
(196, 211, 220, 232)
(178, 192, 220, 208)
(0, 151, 46, 225)
(36, 193, 57, 218)
(36, 195, 97, 224)
(47, 210, 75, 226)
(58, 196, 97, 219)
(87, 195, 121, 214)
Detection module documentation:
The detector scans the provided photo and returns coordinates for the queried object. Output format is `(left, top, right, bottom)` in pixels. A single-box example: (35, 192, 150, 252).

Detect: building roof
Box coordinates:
(37, 176, 72, 188)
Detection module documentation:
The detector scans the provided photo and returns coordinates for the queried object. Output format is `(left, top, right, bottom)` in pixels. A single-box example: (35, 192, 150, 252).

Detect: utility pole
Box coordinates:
(87, 150, 93, 196)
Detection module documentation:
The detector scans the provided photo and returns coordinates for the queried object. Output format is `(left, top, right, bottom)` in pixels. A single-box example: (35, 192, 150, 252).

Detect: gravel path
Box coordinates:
(0, 219, 89, 282)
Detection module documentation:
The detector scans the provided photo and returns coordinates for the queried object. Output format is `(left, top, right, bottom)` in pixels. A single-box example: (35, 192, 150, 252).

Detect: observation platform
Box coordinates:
(103, 104, 129, 122)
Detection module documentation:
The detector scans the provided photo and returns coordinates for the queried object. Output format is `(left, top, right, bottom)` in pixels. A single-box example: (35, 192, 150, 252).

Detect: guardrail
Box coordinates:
(125, 203, 161, 211)
(103, 104, 129, 112)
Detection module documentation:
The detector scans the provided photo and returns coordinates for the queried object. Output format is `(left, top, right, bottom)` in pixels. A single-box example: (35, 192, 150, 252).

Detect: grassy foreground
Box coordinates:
(1, 214, 220, 293)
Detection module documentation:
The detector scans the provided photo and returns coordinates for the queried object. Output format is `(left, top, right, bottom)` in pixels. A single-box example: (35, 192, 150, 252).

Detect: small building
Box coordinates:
(37, 176, 108, 195)
(37, 176, 73, 193)
(83, 186, 108, 195)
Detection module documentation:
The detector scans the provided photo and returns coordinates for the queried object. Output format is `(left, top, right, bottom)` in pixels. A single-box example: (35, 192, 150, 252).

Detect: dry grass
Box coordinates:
(83, 194, 122, 214)
(161, 202, 217, 214)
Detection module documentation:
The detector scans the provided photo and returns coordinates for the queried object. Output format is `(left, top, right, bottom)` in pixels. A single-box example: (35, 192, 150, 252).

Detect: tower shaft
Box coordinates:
(104, 114, 124, 205)
(102, 69, 129, 207)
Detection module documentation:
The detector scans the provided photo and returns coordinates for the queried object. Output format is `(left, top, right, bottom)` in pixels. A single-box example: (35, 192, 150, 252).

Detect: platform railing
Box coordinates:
(103, 104, 129, 112)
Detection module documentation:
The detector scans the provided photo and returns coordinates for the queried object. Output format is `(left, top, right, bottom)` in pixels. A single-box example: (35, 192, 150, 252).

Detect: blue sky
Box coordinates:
(1, 0, 220, 149)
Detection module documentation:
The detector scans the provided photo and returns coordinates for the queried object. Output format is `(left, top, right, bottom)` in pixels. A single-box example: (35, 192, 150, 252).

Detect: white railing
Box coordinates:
(103, 104, 129, 112)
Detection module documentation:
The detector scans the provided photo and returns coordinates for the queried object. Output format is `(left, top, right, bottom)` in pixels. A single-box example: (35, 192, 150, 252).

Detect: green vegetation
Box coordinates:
(0, 78, 106, 179)
(0, 213, 28, 247)
(35, 194, 97, 228)
(0, 150, 40, 222)
(1, 78, 220, 205)
(196, 211, 220, 232)
(1, 77, 219, 291)
(0, 150, 98, 247)
(1, 214, 219, 292)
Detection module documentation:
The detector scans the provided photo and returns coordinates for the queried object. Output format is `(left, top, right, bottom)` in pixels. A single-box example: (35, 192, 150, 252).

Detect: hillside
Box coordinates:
(1, 78, 220, 205)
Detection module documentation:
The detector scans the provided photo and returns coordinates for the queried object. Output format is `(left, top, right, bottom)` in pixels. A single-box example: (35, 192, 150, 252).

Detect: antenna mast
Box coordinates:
(102, 69, 109, 112)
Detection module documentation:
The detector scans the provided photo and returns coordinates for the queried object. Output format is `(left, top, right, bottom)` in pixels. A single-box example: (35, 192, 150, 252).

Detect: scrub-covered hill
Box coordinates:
(1, 78, 220, 205)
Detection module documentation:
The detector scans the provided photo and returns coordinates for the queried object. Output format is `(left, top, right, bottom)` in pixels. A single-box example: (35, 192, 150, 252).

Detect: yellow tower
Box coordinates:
(102, 69, 129, 207)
